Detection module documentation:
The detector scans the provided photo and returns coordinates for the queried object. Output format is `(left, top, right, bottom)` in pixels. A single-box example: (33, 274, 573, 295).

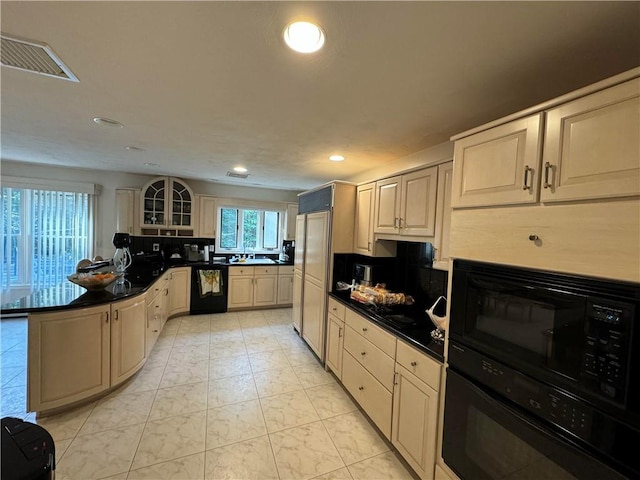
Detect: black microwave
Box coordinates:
(450, 260, 640, 423)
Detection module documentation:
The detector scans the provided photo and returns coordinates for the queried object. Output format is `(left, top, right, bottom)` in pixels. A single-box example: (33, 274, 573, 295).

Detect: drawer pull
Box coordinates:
(362, 327, 368, 332)
(358, 386, 364, 391)
(332, 307, 337, 311)
(411, 361, 417, 367)
(360, 351, 366, 356)
(338, 327, 343, 338)
(529, 234, 539, 241)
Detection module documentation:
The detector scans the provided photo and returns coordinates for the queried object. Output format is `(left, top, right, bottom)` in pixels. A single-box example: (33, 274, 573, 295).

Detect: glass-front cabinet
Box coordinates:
(140, 177, 194, 235)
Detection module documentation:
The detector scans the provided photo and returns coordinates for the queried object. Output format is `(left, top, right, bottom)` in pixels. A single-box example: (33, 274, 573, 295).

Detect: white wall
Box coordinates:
(1, 160, 301, 259)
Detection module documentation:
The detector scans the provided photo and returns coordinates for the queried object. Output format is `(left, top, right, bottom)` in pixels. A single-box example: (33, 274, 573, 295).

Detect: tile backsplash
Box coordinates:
(333, 241, 448, 313)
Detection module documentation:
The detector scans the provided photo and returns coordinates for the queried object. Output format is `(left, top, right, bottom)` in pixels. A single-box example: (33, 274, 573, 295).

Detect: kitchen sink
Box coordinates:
(232, 258, 276, 264)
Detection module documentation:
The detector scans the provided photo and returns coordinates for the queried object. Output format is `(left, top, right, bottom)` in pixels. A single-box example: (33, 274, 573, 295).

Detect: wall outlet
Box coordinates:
(152, 243, 160, 252)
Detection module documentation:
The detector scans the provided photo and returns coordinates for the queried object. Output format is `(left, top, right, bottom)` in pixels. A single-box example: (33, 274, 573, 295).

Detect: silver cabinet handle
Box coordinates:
(523, 165, 532, 190)
(543, 162, 552, 189)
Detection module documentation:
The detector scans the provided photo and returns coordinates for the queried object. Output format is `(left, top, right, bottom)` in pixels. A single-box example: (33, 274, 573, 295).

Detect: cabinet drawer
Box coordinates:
(278, 265, 294, 275)
(327, 297, 346, 320)
(255, 266, 278, 276)
(396, 340, 442, 392)
(342, 351, 392, 440)
(344, 326, 395, 391)
(228, 266, 255, 276)
(345, 308, 396, 357)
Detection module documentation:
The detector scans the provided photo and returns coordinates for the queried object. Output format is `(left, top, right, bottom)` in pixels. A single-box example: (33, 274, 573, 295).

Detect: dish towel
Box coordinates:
(198, 270, 223, 297)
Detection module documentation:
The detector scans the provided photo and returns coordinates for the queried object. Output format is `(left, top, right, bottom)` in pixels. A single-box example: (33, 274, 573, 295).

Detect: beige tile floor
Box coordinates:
(1, 309, 417, 480)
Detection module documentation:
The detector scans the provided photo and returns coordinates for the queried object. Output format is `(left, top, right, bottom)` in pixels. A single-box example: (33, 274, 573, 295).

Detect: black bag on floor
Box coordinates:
(1, 416, 55, 480)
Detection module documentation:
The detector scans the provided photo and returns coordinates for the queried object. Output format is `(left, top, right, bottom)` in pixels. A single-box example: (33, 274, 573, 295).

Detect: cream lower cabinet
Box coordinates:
(228, 266, 278, 309)
(301, 276, 325, 358)
(168, 267, 191, 316)
(28, 305, 111, 413)
(342, 308, 396, 439)
(111, 296, 147, 385)
(277, 266, 294, 305)
(392, 340, 442, 480)
(325, 297, 346, 379)
(146, 275, 169, 356)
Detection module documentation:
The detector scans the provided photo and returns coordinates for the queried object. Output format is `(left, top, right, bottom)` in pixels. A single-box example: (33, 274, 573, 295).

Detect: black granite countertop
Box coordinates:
(0, 269, 169, 315)
(329, 291, 444, 363)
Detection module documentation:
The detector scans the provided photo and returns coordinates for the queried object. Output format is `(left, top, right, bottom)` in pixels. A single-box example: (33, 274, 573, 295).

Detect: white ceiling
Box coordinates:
(1, 1, 639, 191)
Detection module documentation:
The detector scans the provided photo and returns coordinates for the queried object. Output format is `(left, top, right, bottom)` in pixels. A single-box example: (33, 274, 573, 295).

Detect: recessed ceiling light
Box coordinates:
(125, 146, 146, 152)
(144, 162, 159, 168)
(283, 21, 325, 53)
(233, 166, 248, 173)
(329, 155, 345, 162)
(92, 117, 123, 128)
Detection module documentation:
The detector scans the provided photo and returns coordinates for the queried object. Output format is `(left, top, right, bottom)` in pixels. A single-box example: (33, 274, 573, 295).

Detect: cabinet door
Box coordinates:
(374, 176, 401, 234)
(141, 177, 168, 226)
(286, 203, 298, 240)
(452, 114, 543, 208)
(228, 276, 254, 309)
(354, 183, 374, 255)
(111, 297, 147, 385)
(326, 315, 344, 379)
(197, 195, 217, 238)
(169, 267, 191, 316)
(400, 167, 438, 237)
(392, 364, 439, 480)
(115, 189, 138, 235)
(292, 270, 303, 333)
(304, 211, 329, 284)
(169, 178, 194, 227)
(254, 275, 278, 307)
(28, 305, 110, 412)
(433, 161, 454, 270)
(277, 274, 294, 305)
(542, 79, 640, 203)
(146, 293, 162, 356)
(301, 276, 326, 359)
(294, 215, 306, 267)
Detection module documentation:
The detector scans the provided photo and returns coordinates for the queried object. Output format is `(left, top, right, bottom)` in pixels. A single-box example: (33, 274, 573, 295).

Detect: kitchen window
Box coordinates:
(218, 207, 281, 253)
(1, 181, 95, 298)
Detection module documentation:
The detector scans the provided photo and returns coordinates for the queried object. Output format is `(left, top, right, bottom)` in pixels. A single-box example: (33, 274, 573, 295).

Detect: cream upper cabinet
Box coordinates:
(196, 195, 216, 238)
(110, 296, 147, 385)
(354, 182, 396, 257)
(541, 79, 640, 203)
(168, 267, 191, 316)
(452, 114, 544, 208)
(140, 177, 194, 235)
(374, 176, 402, 234)
(115, 188, 139, 235)
(433, 161, 454, 271)
(374, 167, 439, 237)
(285, 203, 298, 240)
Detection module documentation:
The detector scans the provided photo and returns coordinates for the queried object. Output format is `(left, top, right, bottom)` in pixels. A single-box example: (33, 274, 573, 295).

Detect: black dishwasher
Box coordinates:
(190, 264, 228, 314)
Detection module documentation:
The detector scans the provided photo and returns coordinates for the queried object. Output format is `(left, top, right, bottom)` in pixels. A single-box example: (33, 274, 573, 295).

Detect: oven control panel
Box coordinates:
(450, 343, 594, 441)
(581, 300, 633, 404)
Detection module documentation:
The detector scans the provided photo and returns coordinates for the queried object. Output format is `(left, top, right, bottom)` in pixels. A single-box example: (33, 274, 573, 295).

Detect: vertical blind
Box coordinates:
(1, 187, 93, 294)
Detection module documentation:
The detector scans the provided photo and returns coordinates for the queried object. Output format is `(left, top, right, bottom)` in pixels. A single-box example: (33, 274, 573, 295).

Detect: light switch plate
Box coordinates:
(152, 243, 160, 252)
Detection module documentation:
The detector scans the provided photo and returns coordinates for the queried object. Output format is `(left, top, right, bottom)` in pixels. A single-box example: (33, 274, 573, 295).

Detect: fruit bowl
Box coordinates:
(67, 272, 123, 291)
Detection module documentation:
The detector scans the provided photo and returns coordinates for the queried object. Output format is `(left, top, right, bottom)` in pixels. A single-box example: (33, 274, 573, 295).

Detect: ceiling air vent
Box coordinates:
(1, 34, 79, 82)
(226, 171, 249, 179)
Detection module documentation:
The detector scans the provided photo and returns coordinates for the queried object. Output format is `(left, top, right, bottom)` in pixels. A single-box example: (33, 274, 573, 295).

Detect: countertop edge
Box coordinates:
(328, 292, 445, 363)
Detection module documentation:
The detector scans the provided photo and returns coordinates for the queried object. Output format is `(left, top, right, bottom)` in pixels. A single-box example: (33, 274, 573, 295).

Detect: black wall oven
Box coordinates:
(443, 260, 640, 479)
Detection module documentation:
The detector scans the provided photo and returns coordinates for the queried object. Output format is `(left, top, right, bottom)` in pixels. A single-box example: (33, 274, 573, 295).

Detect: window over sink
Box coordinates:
(218, 206, 282, 253)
